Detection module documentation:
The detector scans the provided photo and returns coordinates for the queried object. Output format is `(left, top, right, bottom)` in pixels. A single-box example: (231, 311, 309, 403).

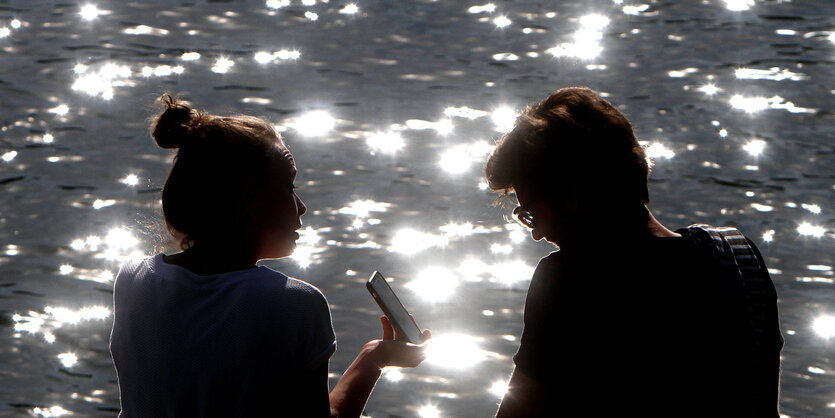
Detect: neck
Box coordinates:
(645, 209, 680, 237)
(166, 241, 258, 276)
(560, 204, 678, 249)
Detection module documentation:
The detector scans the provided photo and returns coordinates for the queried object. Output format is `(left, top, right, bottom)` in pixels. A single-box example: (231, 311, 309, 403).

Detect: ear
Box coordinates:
(558, 187, 581, 218)
(241, 176, 260, 217)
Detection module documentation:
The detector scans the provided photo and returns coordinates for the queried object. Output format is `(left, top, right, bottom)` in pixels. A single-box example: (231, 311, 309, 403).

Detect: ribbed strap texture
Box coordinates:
(684, 224, 776, 350)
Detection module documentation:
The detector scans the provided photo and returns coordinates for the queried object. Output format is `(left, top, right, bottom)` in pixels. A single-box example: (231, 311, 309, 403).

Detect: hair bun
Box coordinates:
(151, 94, 196, 149)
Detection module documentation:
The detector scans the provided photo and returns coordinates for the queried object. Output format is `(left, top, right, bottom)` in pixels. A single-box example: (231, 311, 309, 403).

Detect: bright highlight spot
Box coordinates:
(72, 62, 132, 99)
(813, 315, 835, 338)
(490, 243, 512, 254)
(579, 14, 610, 30)
(444, 106, 488, 119)
(489, 260, 535, 285)
(729, 95, 768, 113)
(49, 104, 70, 116)
(735, 67, 808, 81)
(491, 106, 517, 132)
(729, 94, 815, 114)
(106, 228, 138, 249)
(297, 227, 321, 247)
(124, 25, 168, 36)
(92, 199, 116, 209)
(425, 333, 487, 368)
(266, 0, 290, 9)
(32, 405, 71, 417)
(366, 131, 405, 154)
(211, 57, 235, 73)
(801, 203, 822, 215)
(407, 268, 459, 302)
(80, 4, 103, 20)
(439, 222, 483, 238)
(698, 83, 720, 95)
(275, 49, 301, 60)
(742, 139, 766, 157)
(644, 142, 675, 159)
(492, 53, 519, 61)
(468, 3, 496, 14)
(797, 223, 825, 238)
(382, 366, 404, 382)
(390, 229, 447, 255)
(406, 119, 454, 135)
(808, 265, 832, 272)
(339, 4, 359, 14)
(338, 200, 391, 217)
(120, 174, 139, 186)
(489, 379, 509, 398)
(181, 52, 200, 61)
(57, 352, 77, 368)
(292, 110, 335, 137)
(254, 50, 301, 63)
(623, 4, 650, 15)
(668, 67, 698, 78)
(750, 203, 773, 212)
(2, 150, 17, 162)
(546, 14, 609, 60)
(254, 51, 274, 64)
(438, 141, 493, 175)
(417, 404, 441, 418)
(724, 0, 754, 11)
(493, 16, 511, 28)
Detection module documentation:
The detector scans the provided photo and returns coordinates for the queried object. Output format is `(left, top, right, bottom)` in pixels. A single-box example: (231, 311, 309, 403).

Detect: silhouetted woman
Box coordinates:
(109, 95, 429, 417)
(485, 87, 782, 417)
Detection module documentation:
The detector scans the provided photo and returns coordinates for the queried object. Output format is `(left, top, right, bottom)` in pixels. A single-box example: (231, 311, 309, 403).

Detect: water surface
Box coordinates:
(1, 0, 833, 416)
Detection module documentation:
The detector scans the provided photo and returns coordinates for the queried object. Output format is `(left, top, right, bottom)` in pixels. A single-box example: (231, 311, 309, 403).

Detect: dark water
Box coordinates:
(1, 0, 833, 416)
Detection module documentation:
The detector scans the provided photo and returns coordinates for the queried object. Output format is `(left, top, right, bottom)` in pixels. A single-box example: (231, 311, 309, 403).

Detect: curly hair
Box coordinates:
(485, 87, 651, 206)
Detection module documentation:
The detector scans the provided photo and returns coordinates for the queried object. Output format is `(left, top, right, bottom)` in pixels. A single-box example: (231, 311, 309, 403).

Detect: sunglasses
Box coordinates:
(512, 206, 535, 229)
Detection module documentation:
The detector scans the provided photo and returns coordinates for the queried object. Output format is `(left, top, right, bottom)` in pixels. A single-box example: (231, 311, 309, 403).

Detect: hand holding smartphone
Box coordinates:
(366, 271, 426, 344)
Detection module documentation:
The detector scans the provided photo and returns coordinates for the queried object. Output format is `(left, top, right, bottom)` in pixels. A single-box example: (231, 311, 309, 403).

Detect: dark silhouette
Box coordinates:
(109, 94, 430, 417)
(485, 87, 783, 417)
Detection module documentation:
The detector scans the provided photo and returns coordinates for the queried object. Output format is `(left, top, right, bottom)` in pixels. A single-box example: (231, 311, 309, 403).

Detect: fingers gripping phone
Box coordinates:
(367, 271, 426, 344)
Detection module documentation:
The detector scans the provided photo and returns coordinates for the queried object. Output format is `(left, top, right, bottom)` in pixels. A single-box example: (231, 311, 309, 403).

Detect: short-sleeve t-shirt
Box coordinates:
(513, 234, 782, 416)
(110, 254, 336, 417)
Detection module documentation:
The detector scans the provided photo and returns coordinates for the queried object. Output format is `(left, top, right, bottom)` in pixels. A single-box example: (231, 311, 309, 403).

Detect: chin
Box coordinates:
(259, 244, 295, 260)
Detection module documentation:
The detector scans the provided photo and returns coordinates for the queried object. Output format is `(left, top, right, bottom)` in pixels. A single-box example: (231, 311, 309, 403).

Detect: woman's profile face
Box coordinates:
(251, 145, 307, 260)
(514, 186, 568, 247)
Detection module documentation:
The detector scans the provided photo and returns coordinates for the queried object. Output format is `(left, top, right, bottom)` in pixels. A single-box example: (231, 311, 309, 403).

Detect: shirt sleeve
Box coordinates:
(512, 253, 564, 382)
(295, 283, 337, 370)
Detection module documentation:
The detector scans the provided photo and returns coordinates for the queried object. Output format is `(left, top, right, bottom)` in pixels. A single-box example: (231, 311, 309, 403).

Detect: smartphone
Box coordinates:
(366, 271, 425, 344)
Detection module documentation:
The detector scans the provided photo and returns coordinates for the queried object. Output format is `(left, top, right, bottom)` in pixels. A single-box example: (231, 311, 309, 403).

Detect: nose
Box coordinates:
(295, 193, 307, 217)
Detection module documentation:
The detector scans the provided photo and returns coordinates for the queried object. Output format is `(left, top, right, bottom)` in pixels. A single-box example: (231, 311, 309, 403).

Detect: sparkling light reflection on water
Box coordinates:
(1, 0, 832, 416)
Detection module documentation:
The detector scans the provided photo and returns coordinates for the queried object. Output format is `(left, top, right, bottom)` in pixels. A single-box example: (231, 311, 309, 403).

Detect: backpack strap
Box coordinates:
(678, 224, 783, 415)
(677, 224, 780, 351)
